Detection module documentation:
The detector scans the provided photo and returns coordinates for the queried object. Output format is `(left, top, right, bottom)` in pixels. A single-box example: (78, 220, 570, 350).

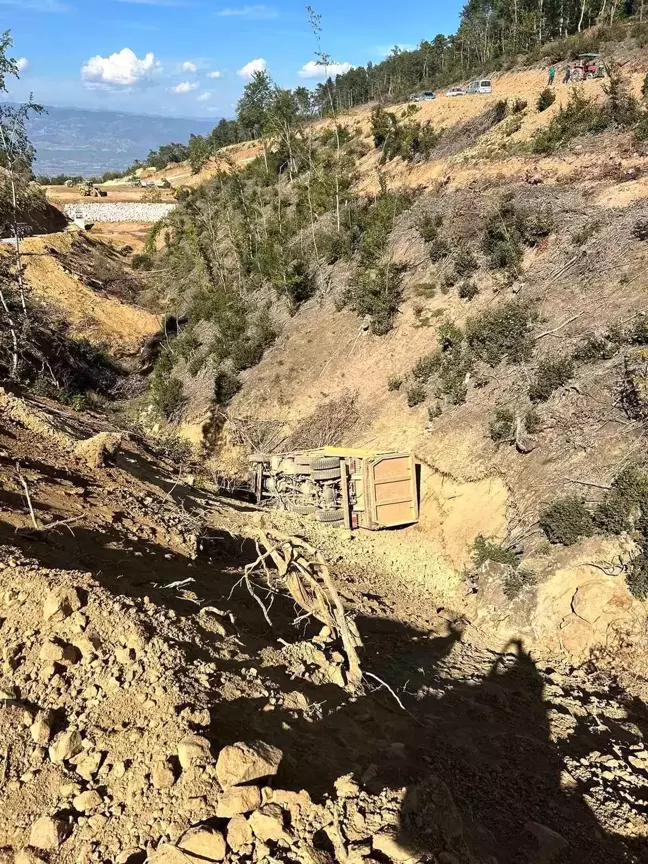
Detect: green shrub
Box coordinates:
(539, 497, 594, 545)
(213, 370, 241, 404)
(490, 100, 508, 125)
(458, 280, 479, 300)
(572, 220, 601, 246)
(388, 375, 403, 391)
(428, 236, 450, 262)
(417, 213, 443, 243)
(406, 382, 427, 407)
(643, 72, 648, 100)
(627, 544, 648, 600)
(512, 98, 527, 114)
(351, 262, 404, 335)
(525, 408, 541, 434)
(593, 466, 648, 535)
(489, 407, 514, 443)
(528, 357, 574, 402)
(572, 333, 619, 363)
(465, 302, 533, 366)
(454, 248, 478, 277)
(536, 88, 556, 112)
(427, 403, 442, 421)
(412, 352, 440, 382)
(319, 125, 353, 147)
(473, 535, 518, 568)
(503, 568, 537, 600)
(132, 253, 153, 271)
(151, 375, 184, 418)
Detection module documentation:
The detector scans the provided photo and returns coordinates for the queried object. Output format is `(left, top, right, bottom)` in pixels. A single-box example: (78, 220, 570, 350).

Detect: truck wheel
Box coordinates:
(286, 502, 317, 515)
(311, 456, 341, 471)
(316, 509, 344, 525)
(313, 467, 342, 481)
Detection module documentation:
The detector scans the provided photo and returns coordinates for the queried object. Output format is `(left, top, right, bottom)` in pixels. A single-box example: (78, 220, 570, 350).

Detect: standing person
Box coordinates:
(563, 65, 571, 84)
(547, 65, 556, 85)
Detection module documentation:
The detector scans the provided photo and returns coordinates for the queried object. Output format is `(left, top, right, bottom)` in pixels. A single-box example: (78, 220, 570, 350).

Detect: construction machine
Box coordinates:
(250, 447, 419, 531)
(79, 182, 107, 197)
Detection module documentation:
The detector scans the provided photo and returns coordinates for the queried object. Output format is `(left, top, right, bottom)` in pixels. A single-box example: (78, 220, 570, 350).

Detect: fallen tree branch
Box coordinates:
(566, 477, 612, 490)
(15, 463, 39, 530)
(535, 311, 585, 341)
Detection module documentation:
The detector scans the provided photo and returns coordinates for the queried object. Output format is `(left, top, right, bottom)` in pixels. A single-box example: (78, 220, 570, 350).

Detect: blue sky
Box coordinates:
(1, 0, 463, 119)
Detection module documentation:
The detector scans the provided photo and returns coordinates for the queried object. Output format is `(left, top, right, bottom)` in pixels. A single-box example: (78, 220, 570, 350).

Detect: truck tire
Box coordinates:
(311, 456, 340, 471)
(313, 467, 342, 481)
(316, 509, 344, 525)
(286, 502, 317, 515)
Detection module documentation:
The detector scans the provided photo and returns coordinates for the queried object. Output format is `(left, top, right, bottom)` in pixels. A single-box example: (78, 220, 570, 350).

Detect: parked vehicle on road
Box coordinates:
(250, 447, 420, 531)
(569, 53, 606, 82)
(446, 87, 466, 97)
(409, 91, 436, 102)
(466, 79, 493, 94)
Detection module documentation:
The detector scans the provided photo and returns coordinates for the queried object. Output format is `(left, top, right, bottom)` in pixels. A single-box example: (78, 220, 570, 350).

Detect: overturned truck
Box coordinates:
(250, 448, 419, 530)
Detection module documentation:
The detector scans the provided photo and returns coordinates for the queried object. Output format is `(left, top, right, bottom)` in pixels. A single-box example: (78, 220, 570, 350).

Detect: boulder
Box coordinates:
(30, 712, 53, 746)
(216, 740, 282, 787)
(177, 734, 212, 770)
(43, 587, 82, 622)
(14, 851, 46, 864)
(373, 832, 421, 864)
(73, 790, 102, 813)
(178, 827, 226, 862)
(249, 805, 289, 843)
(49, 730, 83, 764)
(524, 821, 568, 863)
(227, 817, 253, 853)
(29, 816, 68, 850)
(74, 432, 122, 469)
(216, 785, 261, 818)
(151, 758, 176, 789)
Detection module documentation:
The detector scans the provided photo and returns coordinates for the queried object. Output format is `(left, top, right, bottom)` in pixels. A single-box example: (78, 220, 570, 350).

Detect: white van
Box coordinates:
(466, 79, 493, 94)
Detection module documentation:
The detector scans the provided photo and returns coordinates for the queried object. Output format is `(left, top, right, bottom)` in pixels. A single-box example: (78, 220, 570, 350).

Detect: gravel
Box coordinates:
(64, 203, 176, 222)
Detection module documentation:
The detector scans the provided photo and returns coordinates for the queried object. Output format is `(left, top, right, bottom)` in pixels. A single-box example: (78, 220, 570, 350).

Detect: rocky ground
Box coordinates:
(62, 204, 176, 223)
(0, 387, 647, 864)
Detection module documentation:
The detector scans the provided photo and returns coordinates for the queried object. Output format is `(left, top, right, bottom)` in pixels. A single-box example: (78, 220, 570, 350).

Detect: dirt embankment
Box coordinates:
(1, 232, 158, 357)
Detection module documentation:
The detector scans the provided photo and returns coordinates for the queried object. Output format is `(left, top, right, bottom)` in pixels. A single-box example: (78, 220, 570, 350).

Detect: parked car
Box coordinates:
(446, 87, 466, 97)
(409, 91, 436, 102)
(466, 79, 493, 94)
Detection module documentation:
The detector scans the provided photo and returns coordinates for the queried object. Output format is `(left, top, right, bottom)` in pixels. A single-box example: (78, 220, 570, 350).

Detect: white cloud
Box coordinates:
(217, 4, 277, 18)
(172, 81, 199, 93)
(81, 48, 161, 88)
(16, 58, 29, 73)
(298, 60, 353, 79)
(0, 0, 69, 11)
(181, 61, 197, 73)
(237, 58, 267, 79)
(197, 92, 211, 101)
(207, 70, 222, 79)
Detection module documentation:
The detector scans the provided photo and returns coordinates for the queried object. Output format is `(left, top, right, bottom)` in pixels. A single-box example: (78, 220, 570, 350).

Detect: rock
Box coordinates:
(216, 785, 261, 818)
(178, 827, 226, 862)
(76, 752, 103, 782)
(524, 821, 568, 863)
(39, 640, 79, 665)
(74, 432, 122, 469)
(151, 758, 176, 789)
(249, 805, 289, 843)
(87, 814, 107, 833)
(49, 730, 83, 763)
(373, 832, 421, 864)
(334, 774, 360, 799)
(30, 712, 53, 746)
(145, 845, 186, 864)
(559, 615, 594, 657)
(177, 734, 212, 770)
(401, 775, 463, 844)
(14, 850, 46, 864)
(73, 790, 102, 813)
(43, 587, 82, 622)
(29, 816, 68, 850)
(571, 581, 616, 624)
(216, 740, 283, 787)
(227, 816, 253, 853)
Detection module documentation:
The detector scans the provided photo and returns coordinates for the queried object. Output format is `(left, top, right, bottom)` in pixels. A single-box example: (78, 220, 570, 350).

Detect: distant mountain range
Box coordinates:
(20, 105, 216, 177)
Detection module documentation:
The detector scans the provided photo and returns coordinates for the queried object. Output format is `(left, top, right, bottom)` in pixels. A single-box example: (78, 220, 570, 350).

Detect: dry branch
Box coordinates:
(240, 528, 363, 690)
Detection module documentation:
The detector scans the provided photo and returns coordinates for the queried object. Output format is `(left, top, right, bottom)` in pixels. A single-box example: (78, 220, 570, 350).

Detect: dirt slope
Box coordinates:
(2, 233, 159, 356)
(0, 388, 646, 864)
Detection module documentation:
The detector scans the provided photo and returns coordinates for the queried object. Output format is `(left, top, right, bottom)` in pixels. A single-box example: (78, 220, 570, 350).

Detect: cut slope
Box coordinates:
(3, 233, 158, 356)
